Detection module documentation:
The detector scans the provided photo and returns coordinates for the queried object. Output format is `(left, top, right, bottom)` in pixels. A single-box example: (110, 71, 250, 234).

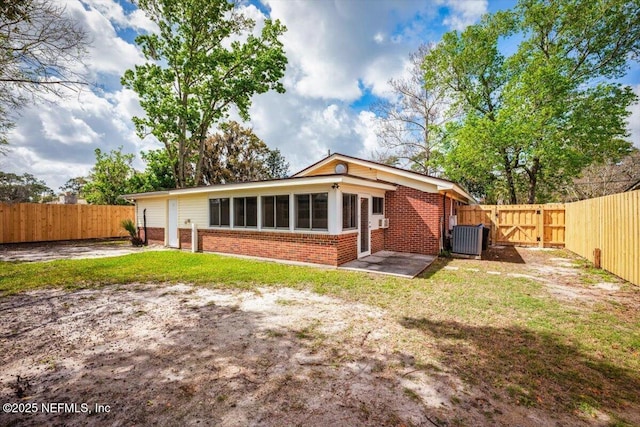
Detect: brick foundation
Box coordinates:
(199, 229, 358, 266)
(179, 228, 192, 250)
(371, 228, 385, 254)
(139, 227, 164, 246)
(337, 233, 358, 265)
(384, 186, 444, 255)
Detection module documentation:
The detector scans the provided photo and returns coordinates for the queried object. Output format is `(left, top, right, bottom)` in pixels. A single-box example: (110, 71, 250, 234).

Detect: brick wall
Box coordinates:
(371, 228, 385, 254)
(337, 233, 358, 265)
(140, 227, 164, 245)
(199, 229, 358, 266)
(179, 228, 192, 250)
(384, 186, 443, 255)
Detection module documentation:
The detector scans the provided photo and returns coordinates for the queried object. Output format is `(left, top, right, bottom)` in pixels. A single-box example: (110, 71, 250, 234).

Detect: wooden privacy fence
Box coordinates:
(458, 192, 639, 285)
(565, 191, 639, 286)
(458, 204, 566, 247)
(0, 203, 135, 244)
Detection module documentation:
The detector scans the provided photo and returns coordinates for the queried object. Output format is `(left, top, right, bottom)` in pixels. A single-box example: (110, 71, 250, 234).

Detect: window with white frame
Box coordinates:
(342, 193, 357, 229)
(233, 197, 257, 227)
(262, 195, 290, 228)
(295, 193, 328, 230)
(209, 198, 230, 227)
(372, 196, 384, 215)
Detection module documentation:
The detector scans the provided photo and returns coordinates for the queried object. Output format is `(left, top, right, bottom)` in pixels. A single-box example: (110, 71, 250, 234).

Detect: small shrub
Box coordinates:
(121, 219, 144, 246)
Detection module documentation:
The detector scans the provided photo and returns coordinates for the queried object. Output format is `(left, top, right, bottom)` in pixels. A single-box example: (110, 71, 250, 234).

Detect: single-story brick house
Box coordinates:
(123, 153, 474, 266)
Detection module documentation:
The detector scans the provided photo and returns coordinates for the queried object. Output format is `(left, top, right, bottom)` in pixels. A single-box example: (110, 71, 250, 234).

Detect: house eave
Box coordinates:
(122, 175, 396, 200)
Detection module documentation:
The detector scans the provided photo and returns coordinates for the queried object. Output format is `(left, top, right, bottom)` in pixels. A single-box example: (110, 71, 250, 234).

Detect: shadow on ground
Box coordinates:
(0, 285, 433, 427)
(480, 246, 525, 264)
(400, 317, 640, 425)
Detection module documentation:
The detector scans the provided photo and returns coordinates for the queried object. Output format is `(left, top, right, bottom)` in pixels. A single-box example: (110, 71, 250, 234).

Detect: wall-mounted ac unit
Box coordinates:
(379, 218, 390, 228)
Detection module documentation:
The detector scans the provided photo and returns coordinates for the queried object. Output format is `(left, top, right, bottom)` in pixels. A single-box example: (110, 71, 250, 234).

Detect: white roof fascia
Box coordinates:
(122, 191, 169, 200)
(123, 175, 395, 200)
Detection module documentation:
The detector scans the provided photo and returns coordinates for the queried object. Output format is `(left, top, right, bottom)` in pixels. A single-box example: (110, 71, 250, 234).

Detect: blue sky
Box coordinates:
(2, 0, 639, 191)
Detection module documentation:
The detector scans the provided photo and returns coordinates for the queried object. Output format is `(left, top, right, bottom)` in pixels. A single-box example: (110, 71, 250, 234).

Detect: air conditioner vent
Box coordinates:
(378, 218, 389, 228)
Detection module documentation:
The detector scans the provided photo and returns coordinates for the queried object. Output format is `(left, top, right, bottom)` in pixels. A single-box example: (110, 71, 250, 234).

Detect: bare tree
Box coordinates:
(562, 148, 640, 201)
(371, 43, 454, 176)
(0, 0, 88, 150)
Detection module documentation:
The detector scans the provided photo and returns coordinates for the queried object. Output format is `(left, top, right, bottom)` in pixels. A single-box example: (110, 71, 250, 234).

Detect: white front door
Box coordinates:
(168, 199, 178, 248)
(358, 196, 371, 257)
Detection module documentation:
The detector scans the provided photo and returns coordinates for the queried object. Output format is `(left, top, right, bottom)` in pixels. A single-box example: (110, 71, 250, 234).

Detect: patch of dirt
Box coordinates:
(0, 283, 590, 427)
(0, 240, 164, 262)
(462, 246, 631, 305)
(0, 285, 431, 426)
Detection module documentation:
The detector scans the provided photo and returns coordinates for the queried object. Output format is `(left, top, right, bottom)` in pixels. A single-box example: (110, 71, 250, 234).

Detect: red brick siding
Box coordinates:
(140, 227, 164, 245)
(384, 186, 444, 255)
(337, 232, 358, 265)
(199, 229, 358, 266)
(371, 228, 385, 254)
(179, 228, 192, 250)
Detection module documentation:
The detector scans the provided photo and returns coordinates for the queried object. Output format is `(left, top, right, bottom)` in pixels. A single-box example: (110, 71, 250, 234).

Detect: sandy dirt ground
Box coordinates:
(0, 240, 163, 262)
(0, 284, 455, 426)
(0, 243, 636, 426)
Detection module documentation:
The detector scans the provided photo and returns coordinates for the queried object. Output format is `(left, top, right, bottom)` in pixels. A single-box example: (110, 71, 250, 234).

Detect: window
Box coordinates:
(342, 193, 357, 229)
(233, 197, 257, 227)
(295, 193, 328, 230)
(262, 196, 274, 227)
(262, 195, 290, 228)
(209, 198, 230, 227)
(372, 197, 384, 215)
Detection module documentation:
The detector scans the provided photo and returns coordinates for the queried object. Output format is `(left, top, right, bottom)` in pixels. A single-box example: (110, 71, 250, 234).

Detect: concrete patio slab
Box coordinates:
(339, 250, 437, 278)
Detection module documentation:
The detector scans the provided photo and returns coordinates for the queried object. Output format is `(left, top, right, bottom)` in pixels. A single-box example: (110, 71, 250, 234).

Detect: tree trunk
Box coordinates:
(527, 157, 540, 204)
(194, 132, 207, 186)
(502, 150, 518, 204)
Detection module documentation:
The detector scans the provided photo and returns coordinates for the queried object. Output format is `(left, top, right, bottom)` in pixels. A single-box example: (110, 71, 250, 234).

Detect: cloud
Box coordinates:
(441, 0, 489, 31)
(78, 0, 158, 33)
(263, 0, 437, 100)
(65, 0, 151, 86)
(5, 85, 153, 190)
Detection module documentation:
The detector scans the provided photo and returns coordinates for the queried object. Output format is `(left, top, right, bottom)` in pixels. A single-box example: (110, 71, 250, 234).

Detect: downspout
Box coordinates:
(143, 208, 148, 246)
(441, 193, 446, 252)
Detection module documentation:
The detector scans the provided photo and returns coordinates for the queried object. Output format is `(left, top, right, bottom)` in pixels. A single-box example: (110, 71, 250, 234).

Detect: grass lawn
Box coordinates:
(1, 249, 639, 425)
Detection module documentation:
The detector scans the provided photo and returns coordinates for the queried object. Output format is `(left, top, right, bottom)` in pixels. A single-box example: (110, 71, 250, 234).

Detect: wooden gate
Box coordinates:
(457, 204, 565, 247)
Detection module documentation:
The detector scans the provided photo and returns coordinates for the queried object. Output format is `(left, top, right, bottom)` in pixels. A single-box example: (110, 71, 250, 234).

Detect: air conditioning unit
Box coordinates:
(452, 225, 483, 256)
(378, 218, 390, 228)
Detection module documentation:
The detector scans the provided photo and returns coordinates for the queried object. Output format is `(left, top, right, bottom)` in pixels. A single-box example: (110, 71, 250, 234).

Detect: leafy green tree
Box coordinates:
(83, 147, 135, 205)
(59, 177, 88, 196)
(129, 149, 176, 192)
(426, 0, 639, 203)
(122, 0, 287, 188)
(201, 121, 287, 184)
(0, 171, 54, 202)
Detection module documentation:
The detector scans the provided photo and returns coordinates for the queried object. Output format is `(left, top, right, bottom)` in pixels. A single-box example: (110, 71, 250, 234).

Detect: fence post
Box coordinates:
(538, 205, 545, 248)
(490, 206, 498, 245)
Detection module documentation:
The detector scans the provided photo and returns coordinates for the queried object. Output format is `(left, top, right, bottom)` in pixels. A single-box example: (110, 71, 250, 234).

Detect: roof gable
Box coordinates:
(293, 153, 475, 203)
